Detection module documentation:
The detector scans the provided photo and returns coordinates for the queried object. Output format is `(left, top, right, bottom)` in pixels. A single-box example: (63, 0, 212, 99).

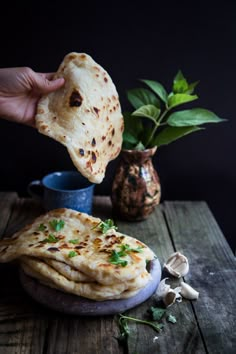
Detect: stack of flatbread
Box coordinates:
(0, 209, 155, 301)
(35, 52, 124, 184)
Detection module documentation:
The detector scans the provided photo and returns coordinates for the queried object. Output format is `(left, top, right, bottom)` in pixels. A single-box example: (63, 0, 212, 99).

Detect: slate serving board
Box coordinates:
(19, 258, 161, 316)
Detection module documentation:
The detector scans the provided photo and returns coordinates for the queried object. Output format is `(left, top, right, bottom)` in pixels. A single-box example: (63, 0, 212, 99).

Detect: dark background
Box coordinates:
(0, 1, 235, 252)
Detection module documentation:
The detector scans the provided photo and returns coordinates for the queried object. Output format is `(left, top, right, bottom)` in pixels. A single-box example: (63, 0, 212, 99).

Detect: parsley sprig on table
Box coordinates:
(117, 308, 176, 345)
(117, 314, 163, 343)
(92, 219, 118, 234)
(109, 243, 143, 267)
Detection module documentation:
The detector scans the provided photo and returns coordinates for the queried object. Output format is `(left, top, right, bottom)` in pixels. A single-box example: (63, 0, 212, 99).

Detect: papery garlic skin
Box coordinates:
(155, 278, 170, 299)
(180, 282, 199, 300)
(163, 286, 182, 307)
(156, 278, 182, 307)
(163, 252, 189, 278)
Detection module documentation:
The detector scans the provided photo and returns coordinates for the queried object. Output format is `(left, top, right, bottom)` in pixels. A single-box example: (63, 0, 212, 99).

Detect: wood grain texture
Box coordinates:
(117, 204, 206, 354)
(163, 201, 236, 354)
(0, 193, 49, 354)
(0, 192, 18, 238)
(0, 194, 235, 354)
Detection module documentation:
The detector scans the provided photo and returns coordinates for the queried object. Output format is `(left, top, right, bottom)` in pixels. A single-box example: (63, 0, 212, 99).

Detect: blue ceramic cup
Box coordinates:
(27, 171, 95, 214)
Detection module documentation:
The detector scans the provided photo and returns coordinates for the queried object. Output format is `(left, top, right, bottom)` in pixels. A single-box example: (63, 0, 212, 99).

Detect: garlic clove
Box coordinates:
(155, 278, 170, 300)
(155, 278, 183, 307)
(180, 282, 199, 300)
(163, 252, 189, 278)
(163, 286, 182, 307)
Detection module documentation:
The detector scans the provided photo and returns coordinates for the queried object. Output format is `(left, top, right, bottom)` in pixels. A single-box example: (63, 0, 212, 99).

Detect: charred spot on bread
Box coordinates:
(79, 148, 85, 156)
(93, 107, 100, 115)
(70, 90, 83, 107)
(91, 151, 97, 163)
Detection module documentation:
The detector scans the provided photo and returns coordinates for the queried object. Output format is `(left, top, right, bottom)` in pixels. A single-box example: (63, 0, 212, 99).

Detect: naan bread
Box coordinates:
(44, 258, 94, 282)
(21, 263, 142, 300)
(0, 209, 154, 286)
(20, 257, 151, 301)
(35, 52, 124, 183)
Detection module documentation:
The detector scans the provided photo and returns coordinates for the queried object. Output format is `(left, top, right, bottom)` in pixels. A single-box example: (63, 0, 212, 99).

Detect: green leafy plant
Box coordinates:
(123, 70, 226, 150)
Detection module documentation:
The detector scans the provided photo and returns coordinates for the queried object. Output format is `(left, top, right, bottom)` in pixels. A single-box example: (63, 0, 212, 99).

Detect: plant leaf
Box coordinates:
(185, 80, 199, 94)
(127, 88, 161, 109)
(123, 131, 139, 144)
(134, 141, 146, 150)
(152, 126, 202, 147)
(149, 307, 166, 321)
(141, 79, 168, 104)
(168, 93, 198, 109)
(173, 70, 189, 93)
(167, 108, 226, 126)
(132, 104, 161, 123)
(167, 314, 177, 324)
(123, 111, 143, 138)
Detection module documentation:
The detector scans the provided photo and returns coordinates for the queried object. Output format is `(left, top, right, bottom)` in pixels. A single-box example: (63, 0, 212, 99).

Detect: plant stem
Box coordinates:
(144, 107, 170, 148)
(119, 314, 163, 333)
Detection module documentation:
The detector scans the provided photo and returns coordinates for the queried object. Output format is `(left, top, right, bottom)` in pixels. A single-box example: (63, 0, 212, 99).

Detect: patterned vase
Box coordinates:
(111, 147, 161, 221)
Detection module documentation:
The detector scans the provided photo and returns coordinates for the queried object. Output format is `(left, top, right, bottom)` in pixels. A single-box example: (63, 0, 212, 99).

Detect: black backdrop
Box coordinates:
(0, 1, 235, 251)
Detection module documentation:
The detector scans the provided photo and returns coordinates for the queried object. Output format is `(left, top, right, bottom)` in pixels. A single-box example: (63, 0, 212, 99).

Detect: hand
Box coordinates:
(0, 67, 65, 127)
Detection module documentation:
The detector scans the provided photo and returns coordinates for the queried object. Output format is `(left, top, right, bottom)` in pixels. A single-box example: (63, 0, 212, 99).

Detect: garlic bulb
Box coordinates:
(163, 252, 189, 278)
(180, 282, 199, 300)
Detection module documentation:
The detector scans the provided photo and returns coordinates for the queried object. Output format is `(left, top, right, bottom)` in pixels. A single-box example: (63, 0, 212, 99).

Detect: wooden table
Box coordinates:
(0, 192, 235, 354)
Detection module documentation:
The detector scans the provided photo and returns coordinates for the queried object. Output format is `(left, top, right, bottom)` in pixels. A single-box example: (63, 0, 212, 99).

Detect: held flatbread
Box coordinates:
(35, 52, 124, 183)
(0, 209, 155, 286)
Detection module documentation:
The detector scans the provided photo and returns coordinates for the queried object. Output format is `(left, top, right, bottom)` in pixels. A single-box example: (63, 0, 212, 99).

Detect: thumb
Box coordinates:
(33, 73, 65, 94)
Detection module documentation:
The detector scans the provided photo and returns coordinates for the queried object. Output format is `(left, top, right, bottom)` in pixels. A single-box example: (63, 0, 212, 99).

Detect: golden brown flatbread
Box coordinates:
(20, 257, 152, 301)
(35, 52, 124, 183)
(0, 209, 155, 295)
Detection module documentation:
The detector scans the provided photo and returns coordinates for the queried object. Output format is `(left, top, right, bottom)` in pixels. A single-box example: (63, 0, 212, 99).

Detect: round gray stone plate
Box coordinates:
(19, 258, 161, 316)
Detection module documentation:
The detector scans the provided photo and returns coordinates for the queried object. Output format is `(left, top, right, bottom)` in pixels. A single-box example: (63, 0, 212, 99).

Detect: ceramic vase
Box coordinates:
(111, 147, 161, 221)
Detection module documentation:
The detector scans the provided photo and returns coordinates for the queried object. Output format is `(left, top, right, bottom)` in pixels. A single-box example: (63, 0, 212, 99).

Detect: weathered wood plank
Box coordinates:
(0, 192, 18, 238)
(164, 201, 236, 354)
(116, 204, 206, 354)
(46, 316, 123, 354)
(0, 195, 48, 354)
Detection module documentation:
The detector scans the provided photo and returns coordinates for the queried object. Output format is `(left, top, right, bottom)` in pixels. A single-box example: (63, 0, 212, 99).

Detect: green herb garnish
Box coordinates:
(43, 233, 59, 243)
(68, 239, 80, 244)
(167, 314, 177, 324)
(118, 243, 143, 255)
(118, 314, 163, 341)
(117, 315, 130, 344)
(149, 306, 166, 321)
(109, 243, 143, 267)
(92, 219, 118, 234)
(109, 250, 128, 267)
(49, 219, 65, 232)
(38, 223, 46, 231)
(68, 250, 77, 258)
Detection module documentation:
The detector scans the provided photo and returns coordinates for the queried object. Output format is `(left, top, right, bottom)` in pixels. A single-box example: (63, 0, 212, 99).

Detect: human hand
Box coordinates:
(0, 67, 65, 127)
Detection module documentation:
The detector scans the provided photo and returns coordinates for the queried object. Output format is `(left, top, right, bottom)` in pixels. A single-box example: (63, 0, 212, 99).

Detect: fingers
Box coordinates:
(33, 72, 65, 94)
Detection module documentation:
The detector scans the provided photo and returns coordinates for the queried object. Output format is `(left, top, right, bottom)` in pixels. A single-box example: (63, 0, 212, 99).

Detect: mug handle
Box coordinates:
(27, 180, 43, 202)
